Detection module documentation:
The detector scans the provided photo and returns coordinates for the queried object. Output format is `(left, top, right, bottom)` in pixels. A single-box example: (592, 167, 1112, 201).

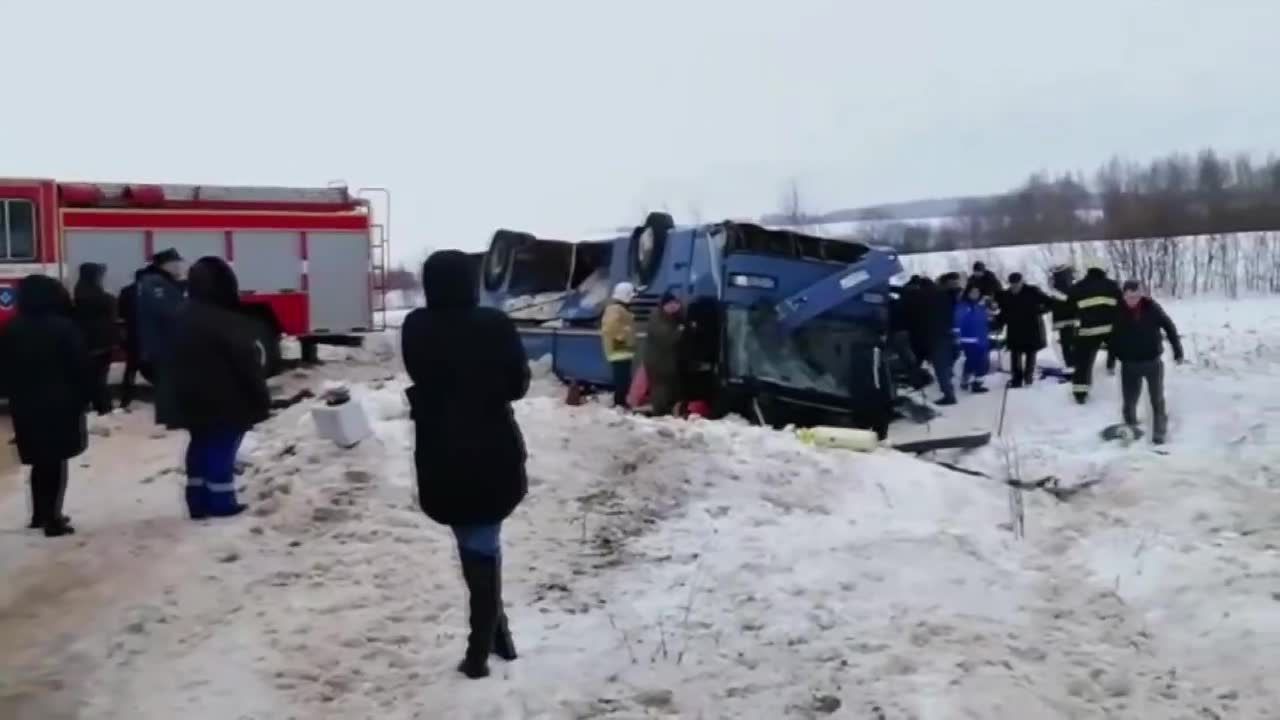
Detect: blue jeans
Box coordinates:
(452, 523, 502, 558)
(930, 345, 957, 399)
(185, 429, 245, 517)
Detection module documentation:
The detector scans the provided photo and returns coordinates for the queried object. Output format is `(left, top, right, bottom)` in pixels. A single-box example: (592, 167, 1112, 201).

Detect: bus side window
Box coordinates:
(1, 200, 37, 261)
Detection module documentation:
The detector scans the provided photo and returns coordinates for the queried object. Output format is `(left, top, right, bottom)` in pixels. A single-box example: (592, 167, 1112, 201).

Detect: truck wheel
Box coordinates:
(630, 212, 674, 285)
(253, 317, 284, 377)
(484, 230, 529, 292)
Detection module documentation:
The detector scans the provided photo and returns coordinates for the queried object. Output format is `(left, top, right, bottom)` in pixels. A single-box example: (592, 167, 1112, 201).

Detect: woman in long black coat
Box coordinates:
(401, 250, 530, 680)
(1, 275, 92, 537)
(995, 273, 1052, 387)
(73, 262, 120, 415)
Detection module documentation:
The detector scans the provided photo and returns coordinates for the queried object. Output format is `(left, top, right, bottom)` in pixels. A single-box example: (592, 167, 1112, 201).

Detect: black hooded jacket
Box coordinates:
(169, 258, 271, 432)
(918, 278, 959, 351)
(1, 275, 92, 464)
(118, 268, 144, 354)
(73, 262, 119, 354)
(402, 250, 530, 526)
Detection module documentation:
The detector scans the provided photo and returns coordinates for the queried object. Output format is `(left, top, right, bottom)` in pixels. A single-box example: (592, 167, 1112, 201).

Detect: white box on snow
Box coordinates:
(311, 398, 373, 448)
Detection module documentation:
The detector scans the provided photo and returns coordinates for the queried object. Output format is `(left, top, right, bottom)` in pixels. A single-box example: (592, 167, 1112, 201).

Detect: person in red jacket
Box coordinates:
(1109, 280, 1184, 445)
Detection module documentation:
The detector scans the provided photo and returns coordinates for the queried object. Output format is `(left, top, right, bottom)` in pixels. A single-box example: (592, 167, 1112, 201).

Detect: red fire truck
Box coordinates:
(0, 178, 389, 373)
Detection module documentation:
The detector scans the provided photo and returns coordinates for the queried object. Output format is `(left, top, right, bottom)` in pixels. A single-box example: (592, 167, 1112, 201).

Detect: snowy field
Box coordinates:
(2, 297, 1280, 719)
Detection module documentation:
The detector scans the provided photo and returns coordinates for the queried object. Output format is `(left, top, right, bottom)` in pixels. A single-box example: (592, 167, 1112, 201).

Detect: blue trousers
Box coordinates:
(961, 344, 991, 382)
(452, 523, 502, 558)
(185, 429, 246, 517)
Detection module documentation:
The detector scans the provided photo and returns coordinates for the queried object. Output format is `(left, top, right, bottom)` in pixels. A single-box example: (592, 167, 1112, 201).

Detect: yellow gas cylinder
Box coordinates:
(795, 426, 880, 453)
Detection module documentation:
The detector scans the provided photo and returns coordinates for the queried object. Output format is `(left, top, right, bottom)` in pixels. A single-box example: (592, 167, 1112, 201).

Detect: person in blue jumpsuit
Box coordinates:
(954, 283, 992, 394)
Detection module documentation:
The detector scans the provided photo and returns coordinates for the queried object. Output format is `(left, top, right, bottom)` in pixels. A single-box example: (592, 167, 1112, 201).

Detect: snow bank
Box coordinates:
(3, 296, 1279, 719)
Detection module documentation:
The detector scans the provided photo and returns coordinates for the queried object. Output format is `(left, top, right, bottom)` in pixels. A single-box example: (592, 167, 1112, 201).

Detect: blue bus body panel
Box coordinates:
(773, 251, 903, 330)
(520, 329, 611, 386)
(721, 252, 893, 325)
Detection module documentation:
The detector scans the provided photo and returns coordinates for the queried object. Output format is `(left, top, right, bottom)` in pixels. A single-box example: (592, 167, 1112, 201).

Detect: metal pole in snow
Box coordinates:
(997, 380, 1025, 539)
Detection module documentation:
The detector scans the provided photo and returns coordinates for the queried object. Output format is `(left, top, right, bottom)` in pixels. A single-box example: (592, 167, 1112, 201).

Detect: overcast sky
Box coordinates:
(6, 1, 1279, 262)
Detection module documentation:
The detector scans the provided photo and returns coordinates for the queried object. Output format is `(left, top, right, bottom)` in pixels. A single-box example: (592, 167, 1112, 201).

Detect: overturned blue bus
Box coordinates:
(477, 213, 908, 429)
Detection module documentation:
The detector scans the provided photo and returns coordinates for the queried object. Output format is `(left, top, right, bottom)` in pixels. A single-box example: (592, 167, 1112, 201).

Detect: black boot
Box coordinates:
(43, 462, 74, 537)
(457, 549, 499, 679)
(44, 521, 76, 538)
(29, 515, 70, 530)
(492, 558, 517, 661)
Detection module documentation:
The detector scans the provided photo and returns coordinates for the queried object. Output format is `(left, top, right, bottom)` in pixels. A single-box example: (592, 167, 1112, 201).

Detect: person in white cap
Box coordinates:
(601, 282, 637, 407)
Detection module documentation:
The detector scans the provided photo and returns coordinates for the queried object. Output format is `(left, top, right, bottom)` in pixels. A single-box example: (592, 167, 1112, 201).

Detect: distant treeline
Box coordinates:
(838, 150, 1280, 254)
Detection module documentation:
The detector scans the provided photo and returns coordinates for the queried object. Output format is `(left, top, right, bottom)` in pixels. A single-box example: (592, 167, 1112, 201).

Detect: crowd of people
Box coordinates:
(595, 257, 1186, 445)
(0, 245, 1190, 682)
(890, 260, 1185, 443)
(601, 282, 719, 418)
(1, 249, 272, 537)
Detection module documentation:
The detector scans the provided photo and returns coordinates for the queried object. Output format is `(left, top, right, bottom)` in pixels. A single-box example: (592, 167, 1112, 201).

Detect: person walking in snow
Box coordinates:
(1110, 280, 1184, 445)
(897, 276, 931, 372)
(600, 282, 637, 408)
(922, 274, 961, 405)
(1046, 265, 1078, 375)
(169, 257, 271, 519)
(679, 296, 721, 416)
(643, 291, 685, 416)
(995, 272, 1052, 388)
(0, 275, 92, 537)
(970, 261, 1002, 302)
(136, 248, 187, 426)
(1068, 267, 1123, 404)
(954, 283, 992, 394)
(117, 268, 154, 410)
(73, 262, 119, 415)
(402, 250, 529, 680)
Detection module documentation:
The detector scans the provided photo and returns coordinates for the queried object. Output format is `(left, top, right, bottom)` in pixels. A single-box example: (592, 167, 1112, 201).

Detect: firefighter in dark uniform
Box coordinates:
(1047, 265, 1077, 374)
(1067, 267, 1123, 403)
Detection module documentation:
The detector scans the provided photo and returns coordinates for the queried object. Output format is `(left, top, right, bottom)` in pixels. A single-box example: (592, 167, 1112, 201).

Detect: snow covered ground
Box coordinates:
(2, 297, 1279, 719)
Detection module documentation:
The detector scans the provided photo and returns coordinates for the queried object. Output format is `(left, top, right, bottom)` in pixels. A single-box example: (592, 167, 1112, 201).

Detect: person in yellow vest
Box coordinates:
(601, 282, 637, 408)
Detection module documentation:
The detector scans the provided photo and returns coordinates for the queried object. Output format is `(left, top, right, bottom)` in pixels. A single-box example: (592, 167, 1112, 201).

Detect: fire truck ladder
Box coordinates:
(359, 187, 391, 332)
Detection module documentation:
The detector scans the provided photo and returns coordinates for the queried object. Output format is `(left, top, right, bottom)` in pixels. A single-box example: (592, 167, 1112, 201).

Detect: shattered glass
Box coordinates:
(725, 306, 876, 397)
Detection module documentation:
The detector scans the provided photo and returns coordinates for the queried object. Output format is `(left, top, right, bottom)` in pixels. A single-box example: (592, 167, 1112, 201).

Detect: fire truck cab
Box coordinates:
(0, 178, 388, 373)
